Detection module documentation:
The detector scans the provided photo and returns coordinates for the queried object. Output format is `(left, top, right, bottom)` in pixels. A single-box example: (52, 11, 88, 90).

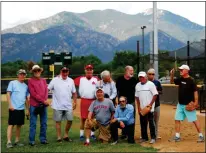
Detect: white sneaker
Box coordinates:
(111, 141, 118, 145)
(150, 139, 156, 144)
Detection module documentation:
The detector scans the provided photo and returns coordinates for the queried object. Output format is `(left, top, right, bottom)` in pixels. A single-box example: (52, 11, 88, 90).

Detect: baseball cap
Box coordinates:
(138, 71, 147, 77)
(85, 64, 93, 70)
(178, 64, 190, 70)
(96, 87, 104, 93)
(61, 66, 69, 71)
(17, 69, 26, 74)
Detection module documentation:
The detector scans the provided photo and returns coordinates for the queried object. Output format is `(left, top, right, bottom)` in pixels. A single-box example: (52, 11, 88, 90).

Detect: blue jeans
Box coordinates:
(29, 106, 47, 143)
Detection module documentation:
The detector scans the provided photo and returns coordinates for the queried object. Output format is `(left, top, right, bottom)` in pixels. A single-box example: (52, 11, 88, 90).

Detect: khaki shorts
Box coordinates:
(84, 119, 111, 142)
(53, 109, 73, 122)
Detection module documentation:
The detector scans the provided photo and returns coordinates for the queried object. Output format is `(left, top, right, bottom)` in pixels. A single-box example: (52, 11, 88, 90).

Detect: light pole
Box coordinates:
(141, 26, 146, 70)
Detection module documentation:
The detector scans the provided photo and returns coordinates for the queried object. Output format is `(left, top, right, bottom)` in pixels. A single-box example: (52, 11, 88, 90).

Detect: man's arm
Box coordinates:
(110, 82, 117, 100)
(72, 92, 77, 110)
(194, 91, 198, 107)
(25, 96, 30, 116)
(7, 92, 14, 111)
(149, 95, 157, 107)
(116, 107, 134, 122)
(170, 68, 175, 84)
(136, 97, 141, 114)
(88, 111, 93, 120)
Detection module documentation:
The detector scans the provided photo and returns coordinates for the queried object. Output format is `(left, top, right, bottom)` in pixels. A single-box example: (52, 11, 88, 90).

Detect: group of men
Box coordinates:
(6, 63, 204, 148)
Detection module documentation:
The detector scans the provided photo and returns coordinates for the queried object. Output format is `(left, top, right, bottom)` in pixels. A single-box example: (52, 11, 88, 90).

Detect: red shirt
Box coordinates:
(28, 77, 48, 107)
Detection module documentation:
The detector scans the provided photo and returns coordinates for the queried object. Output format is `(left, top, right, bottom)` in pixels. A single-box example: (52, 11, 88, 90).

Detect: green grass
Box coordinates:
(1, 102, 157, 152)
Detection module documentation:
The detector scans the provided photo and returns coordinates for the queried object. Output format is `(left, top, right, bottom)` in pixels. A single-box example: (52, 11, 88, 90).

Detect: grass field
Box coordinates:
(1, 102, 157, 152)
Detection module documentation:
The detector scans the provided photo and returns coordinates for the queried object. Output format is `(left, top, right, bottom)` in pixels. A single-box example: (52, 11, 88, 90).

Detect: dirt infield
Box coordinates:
(73, 100, 205, 152)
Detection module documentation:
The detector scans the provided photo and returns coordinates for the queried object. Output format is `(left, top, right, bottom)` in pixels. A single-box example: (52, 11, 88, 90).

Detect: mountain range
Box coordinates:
(1, 9, 205, 63)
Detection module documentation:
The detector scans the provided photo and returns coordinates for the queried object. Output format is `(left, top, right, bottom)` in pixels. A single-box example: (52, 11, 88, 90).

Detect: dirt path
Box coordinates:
(74, 100, 205, 152)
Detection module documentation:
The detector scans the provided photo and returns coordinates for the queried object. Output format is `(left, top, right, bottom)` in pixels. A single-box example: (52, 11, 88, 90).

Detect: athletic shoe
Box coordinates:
(197, 136, 204, 143)
(40, 141, 49, 145)
(84, 142, 90, 146)
(80, 136, 85, 141)
(111, 141, 118, 145)
(63, 137, 73, 142)
(90, 135, 96, 140)
(139, 139, 148, 143)
(6, 143, 13, 148)
(14, 142, 24, 147)
(168, 136, 181, 142)
(149, 139, 156, 144)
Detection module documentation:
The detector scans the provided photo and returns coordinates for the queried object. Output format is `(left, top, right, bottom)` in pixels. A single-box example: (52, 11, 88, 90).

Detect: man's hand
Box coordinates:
(110, 118, 117, 123)
(44, 100, 50, 106)
(73, 102, 77, 110)
(120, 121, 125, 128)
(138, 107, 142, 114)
(26, 109, 30, 116)
(170, 68, 175, 76)
(9, 104, 14, 111)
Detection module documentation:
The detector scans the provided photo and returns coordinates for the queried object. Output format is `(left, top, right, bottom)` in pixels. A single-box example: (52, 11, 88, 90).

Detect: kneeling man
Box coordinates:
(84, 87, 115, 146)
(110, 96, 135, 145)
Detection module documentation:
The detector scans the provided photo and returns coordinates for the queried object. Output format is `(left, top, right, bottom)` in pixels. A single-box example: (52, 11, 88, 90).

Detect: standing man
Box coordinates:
(110, 96, 135, 145)
(116, 66, 137, 105)
(169, 65, 204, 142)
(77, 64, 98, 140)
(28, 65, 49, 146)
(84, 87, 115, 146)
(135, 71, 158, 144)
(96, 70, 117, 106)
(147, 68, 162, 139)
(6, 69, 29, 148)
(48, 66, 77, 142)
(116, 65, 137, 139)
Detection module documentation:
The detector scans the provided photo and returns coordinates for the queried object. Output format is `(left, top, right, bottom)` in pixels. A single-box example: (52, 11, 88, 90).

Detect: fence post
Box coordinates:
(187, 41, 190, 66)
(137, 41, 140, 75)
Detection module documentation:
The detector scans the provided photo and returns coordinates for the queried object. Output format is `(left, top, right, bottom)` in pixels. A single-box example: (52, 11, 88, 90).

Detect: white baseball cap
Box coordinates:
(178, 64, 190, 70)
(138, 71, 147, 77)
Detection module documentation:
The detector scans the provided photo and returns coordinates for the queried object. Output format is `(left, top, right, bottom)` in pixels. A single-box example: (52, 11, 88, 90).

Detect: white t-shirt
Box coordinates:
(79, 77, 98, 99)
(48, 76, 76, 110)
(135, 81, 158, 112)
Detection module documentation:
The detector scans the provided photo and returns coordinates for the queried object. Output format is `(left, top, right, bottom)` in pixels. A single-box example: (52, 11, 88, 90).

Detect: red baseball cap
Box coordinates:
(85, 64, 93, 70)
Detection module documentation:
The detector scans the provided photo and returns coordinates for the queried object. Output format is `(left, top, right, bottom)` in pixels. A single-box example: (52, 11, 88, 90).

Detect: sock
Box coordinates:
(199, 133, 203, 137)
(86, 138, 90, 143)
(80, 130, 84, 137)
(7, 140, 11, 144)
(175, 133, 180, 138)
(91, 131, 95, 136)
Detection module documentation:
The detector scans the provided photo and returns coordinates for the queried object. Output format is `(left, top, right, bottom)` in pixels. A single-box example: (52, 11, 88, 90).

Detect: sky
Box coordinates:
(1, 1, 205, 30)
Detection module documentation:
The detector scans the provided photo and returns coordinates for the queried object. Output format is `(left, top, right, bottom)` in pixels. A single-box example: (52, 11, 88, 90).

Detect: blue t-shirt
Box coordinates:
(7, 80, 29, 110)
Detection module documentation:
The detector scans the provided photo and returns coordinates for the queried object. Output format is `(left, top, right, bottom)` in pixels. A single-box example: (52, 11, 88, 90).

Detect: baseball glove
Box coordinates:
(140, 105, 152, 116)
(185, 102, 196, 111)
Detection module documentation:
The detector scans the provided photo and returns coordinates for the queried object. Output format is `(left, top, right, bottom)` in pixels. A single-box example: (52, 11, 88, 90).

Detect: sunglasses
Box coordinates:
(62, 70, 69, 73)
(96, 86, 103, 89)
(148, 74, 155, 75)
(33, 69, 41, 73)
(119, 100, 126, 103)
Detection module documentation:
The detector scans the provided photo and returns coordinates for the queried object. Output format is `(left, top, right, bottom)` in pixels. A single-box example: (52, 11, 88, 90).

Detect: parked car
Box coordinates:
(159, 76, 171, 84)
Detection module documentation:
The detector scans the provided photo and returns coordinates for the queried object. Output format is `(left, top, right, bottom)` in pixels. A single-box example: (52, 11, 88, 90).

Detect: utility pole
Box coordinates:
(141, 26, 146, 70)
(153, 2, 159, 79)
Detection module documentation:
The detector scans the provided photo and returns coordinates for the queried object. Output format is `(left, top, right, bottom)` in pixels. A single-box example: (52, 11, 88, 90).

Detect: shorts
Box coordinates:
(84, 119, 111, 142)
(175, 103, 197, 122)
(8, 109, 25, 125)
(80, 98, 94, 119)
(53, 109, 73, 121)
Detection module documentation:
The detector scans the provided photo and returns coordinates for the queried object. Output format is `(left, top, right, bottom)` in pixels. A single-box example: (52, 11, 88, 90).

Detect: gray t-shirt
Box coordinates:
(88, 98, 115, 125)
